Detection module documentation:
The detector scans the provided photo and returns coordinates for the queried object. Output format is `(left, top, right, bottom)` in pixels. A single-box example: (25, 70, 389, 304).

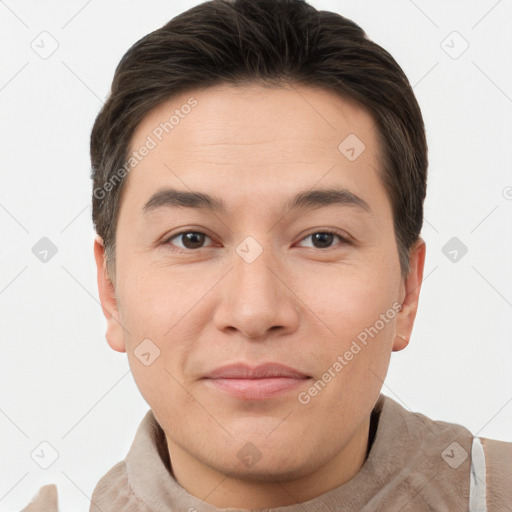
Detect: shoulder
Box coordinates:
(380, 395, 512, 508)
(479, 436, 512, 509)
(379, 394, 475, 452)
(21, 484, 58, 512)
(89, 460, 150, 512)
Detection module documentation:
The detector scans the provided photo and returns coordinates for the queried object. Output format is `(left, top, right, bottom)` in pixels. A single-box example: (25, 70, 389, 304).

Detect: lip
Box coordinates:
(202, 362, 311, 400)
(204, 362, 309, 379)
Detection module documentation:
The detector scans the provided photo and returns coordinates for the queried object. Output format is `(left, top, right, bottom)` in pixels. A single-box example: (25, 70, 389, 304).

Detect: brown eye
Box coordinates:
(311, 232, 335, 248)
(297, 230, 350, 249)
(166, 231, 212, 251)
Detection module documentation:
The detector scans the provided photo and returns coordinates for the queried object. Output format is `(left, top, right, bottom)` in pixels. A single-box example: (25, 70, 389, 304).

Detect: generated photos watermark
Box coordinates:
(297, 301, 402, 405)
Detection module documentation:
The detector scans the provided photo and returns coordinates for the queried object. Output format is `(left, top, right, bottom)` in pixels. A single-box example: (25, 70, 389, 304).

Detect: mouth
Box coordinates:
(202, 362, 311, 400)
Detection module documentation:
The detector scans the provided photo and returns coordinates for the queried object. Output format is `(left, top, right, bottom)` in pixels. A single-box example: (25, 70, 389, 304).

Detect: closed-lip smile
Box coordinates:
(202, 362, 311, 400)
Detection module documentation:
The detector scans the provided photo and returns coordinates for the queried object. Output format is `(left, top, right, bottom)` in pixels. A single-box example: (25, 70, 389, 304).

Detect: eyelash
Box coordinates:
(163, 229, 351, 253)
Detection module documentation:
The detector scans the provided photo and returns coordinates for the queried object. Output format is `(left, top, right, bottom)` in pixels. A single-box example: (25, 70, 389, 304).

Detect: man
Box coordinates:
(23, 0, 511, 510)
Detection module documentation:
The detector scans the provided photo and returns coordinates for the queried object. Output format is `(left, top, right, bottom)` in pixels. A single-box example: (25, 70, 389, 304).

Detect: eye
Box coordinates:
(165, 231, 213, 251)
(163, 229, 350, 252)
(296, 230, 350, 249)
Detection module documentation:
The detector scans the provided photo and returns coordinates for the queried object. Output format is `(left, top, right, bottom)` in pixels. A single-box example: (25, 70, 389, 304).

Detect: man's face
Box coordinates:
(95, 84, 424, 486)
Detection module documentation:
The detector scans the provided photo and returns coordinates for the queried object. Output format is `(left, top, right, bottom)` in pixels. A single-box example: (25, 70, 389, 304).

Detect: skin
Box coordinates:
(94, 83, 426, 508)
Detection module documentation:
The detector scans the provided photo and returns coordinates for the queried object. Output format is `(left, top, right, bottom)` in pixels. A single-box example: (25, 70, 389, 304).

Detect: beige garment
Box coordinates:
(20, 484, 58, 512)
(22, 394, 512, 511)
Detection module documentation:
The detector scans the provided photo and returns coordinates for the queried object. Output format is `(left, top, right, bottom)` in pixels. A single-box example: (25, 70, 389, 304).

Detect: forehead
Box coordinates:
(122, 83, 386, 214)
(131, 83, 377, 153)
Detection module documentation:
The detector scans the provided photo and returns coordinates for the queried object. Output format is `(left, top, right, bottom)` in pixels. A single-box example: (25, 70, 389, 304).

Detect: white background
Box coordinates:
(1, 0, 511, 510)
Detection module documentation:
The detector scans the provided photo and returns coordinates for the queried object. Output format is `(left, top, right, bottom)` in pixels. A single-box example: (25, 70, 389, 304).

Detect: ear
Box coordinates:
(94, 235, 126, 353)
(393, 237, 426, 352)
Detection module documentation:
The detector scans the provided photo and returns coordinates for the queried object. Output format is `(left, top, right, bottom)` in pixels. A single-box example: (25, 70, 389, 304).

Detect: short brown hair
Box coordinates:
(91, 0, 427, 279)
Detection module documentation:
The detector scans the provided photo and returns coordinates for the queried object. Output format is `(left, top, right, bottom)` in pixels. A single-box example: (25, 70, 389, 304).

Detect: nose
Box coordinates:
(213, 243, 300, 340)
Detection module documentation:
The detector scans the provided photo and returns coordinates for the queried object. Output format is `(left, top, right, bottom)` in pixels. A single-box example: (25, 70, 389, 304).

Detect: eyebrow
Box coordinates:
(142, 186, 370, 216)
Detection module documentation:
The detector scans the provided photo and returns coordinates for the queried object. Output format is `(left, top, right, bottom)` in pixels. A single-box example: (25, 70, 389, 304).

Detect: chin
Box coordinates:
(211, 443, 316, 483)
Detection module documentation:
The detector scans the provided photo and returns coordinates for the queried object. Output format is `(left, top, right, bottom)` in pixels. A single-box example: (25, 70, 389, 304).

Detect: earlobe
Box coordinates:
(393, 238, 426, 352)
(93, 236, 126, 353)
(393, 333, 409, 351)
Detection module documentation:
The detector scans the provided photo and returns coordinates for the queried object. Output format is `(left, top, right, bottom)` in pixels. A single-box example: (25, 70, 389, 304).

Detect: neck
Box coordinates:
(165, 415, 371, 509)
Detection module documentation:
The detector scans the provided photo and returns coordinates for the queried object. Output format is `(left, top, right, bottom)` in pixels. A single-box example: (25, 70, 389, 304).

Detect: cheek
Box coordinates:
(296, 265, 399, 373)
(295, 275, 397, 426)
(118, 272, 193, 402)
(116, 265, 185, 338)
(115, 265, 202, 388)
(304, 263, 398, 329)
